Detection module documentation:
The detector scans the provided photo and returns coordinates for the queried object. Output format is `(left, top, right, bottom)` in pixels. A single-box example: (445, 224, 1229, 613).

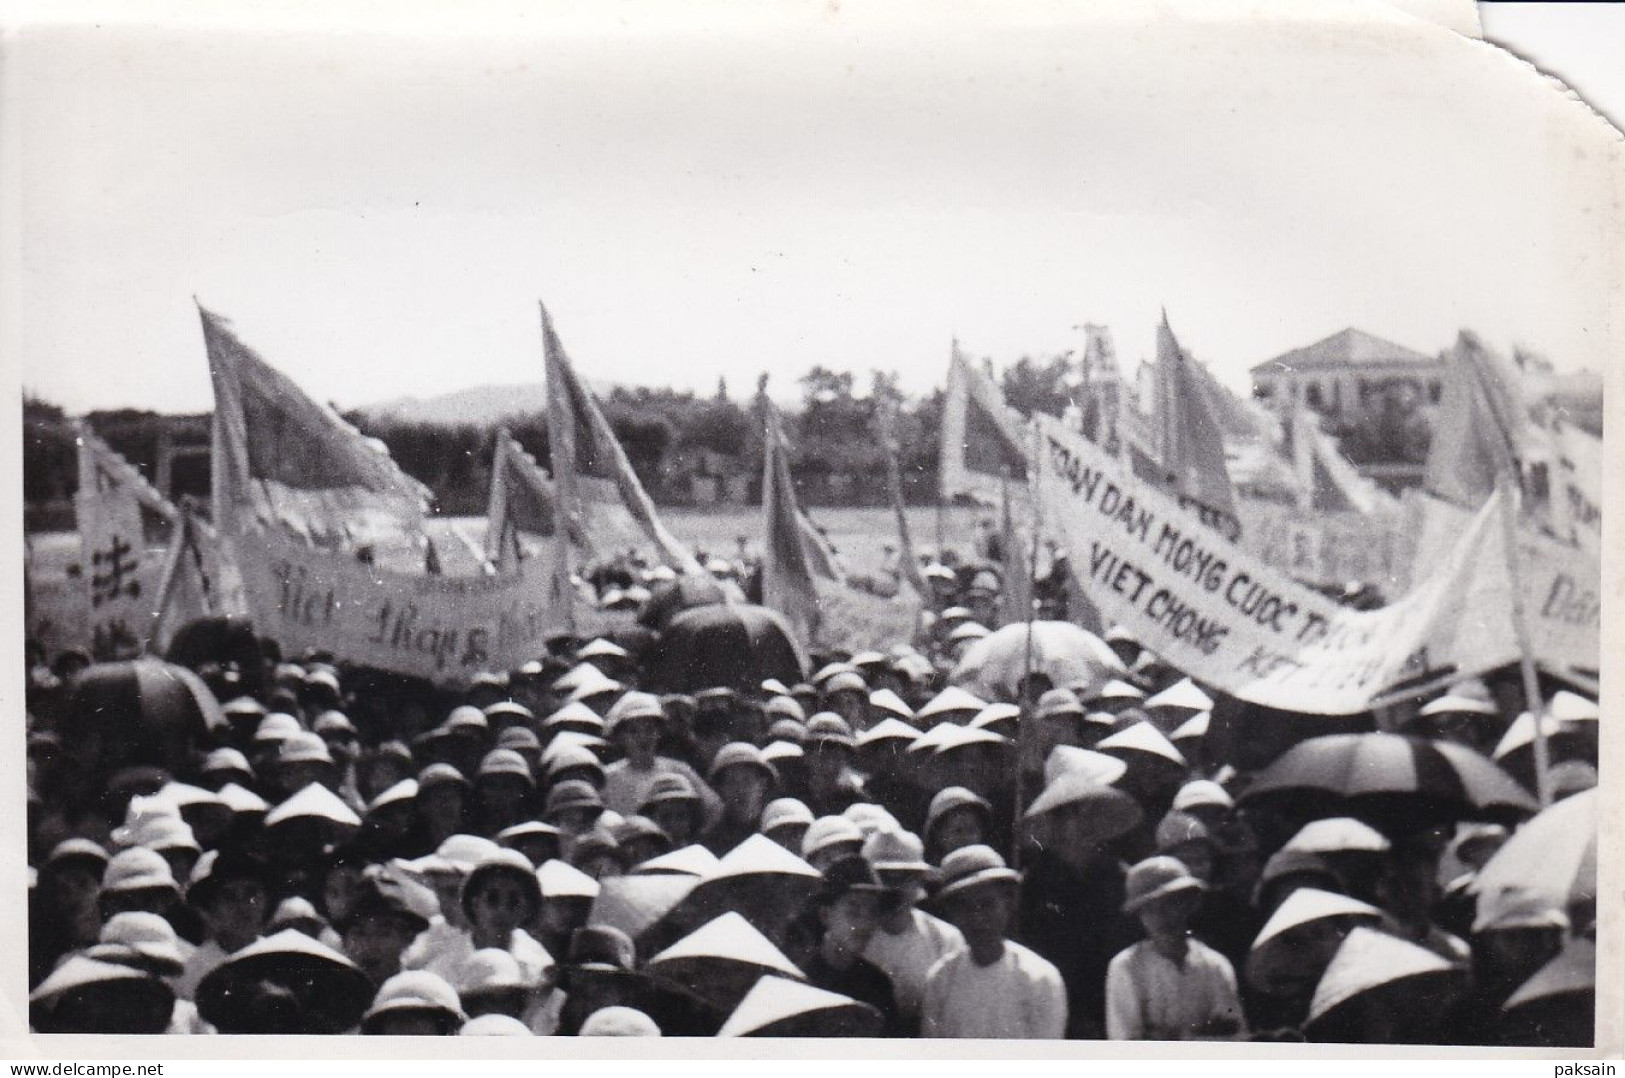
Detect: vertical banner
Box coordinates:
(1408, 494, 1599, 694)
(76, 428, 157, 658)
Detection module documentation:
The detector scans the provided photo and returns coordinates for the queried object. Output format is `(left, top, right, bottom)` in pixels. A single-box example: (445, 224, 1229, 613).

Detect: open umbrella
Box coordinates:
(60, 658, 225, 780)
(638, 573, 747, 632)
(1241, 733, 1538, 830)
(1473, 788, 1596, 915)
(646, 602, 807, 693)
(196, 929, 374, 1034)
(645, 911, 804, 1013)
(951, 621, 1125, 701)
(718, 975, 883, 1037)
(164, 615, 264, 682)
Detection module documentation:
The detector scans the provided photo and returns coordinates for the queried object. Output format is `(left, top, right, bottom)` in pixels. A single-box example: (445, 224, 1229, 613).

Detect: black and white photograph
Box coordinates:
(6, 0, 1621, 1055)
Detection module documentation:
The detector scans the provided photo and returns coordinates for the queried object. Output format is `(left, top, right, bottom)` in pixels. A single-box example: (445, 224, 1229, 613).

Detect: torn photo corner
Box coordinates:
(3, 0, 1621, 1061)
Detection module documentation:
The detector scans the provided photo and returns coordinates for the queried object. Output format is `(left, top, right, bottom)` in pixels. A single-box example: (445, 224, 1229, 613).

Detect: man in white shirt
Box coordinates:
(1105, 856, 1244, 1040)
(860, 827, 963, 1032)
(599, 692, 721, 825)
(174, 851, 270, 1001)
(920, 845, 1067, 1039)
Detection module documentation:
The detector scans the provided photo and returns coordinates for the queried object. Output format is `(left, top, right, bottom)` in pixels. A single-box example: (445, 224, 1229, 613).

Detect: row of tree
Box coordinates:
(23, 353, 1084, 516)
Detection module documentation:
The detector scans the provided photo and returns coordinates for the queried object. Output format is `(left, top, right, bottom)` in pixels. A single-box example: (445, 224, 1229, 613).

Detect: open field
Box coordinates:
(24, 505, 994, 585)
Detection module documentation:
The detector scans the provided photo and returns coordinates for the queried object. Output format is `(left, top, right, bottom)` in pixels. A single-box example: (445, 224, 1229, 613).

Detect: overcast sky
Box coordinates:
(7, 0, 1623, 416)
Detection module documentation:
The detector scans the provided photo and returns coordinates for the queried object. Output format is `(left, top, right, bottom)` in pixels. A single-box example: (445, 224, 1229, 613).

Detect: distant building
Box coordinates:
(154, 415, 212, 502)
(1250, 328, 1443, 493)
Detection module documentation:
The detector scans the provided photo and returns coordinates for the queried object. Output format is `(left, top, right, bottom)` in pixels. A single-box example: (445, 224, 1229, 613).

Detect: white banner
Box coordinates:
(76, 444, 158, 659)
(1035, 416, 1496, 715)
(1409, 494, 1599, 694)
(230, 525, 566, 685)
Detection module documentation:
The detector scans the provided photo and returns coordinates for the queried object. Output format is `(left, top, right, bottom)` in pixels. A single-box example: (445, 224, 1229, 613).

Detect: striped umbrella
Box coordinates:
(1241, 732, 1537, 831)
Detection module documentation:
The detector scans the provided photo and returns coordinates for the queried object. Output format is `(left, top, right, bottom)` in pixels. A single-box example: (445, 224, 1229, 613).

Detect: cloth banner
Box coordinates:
(76, 427, 162, 658)
(939, 344, 1030, 508)
(1407, 494, 1599, 694)
(541, 304, 704, 576)
(1034, 415, 1497, 715)
(202, 307, 431, 551)
(485, 427, 583, 572)
(1555, 423, 1602, 553)
(229, 524, 564, 685)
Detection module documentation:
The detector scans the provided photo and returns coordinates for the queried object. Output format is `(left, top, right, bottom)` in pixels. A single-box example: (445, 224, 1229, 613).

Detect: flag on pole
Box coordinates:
(1423, 331, 1525, 510)
(1077, 323, 1125, 456)
(484, 427, 580, 571)
(75, 423, 161, 658)
(76, 425, 181, 529)
(1282, 405, 1382, 514)
(150, 505, 218, 653)
(1149, 312, 1241, 539)
(201, 306, 431, 550)
(540, 303, 703, 576)
(1425, 331, 1598, 552)
(939, 340, 1031, 507)
(762, 397, 921, 651)
(878, 400, 928, 600)
(761, 398, 825, 645)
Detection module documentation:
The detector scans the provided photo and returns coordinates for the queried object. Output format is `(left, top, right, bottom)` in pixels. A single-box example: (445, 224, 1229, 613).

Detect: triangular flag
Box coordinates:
(74, 423, 158, 659)
(1077, 323, 1125, 455)
(877, 401, 930, 627)
(150, 505, 218, 653)
(201, 306, 430, 550)
(1151, 313, 1240, 539)
(484, 426, 586, 572)
(760, 397, 823, 647)
(938, 340, 1031, 507)
(540, 304, 702, 576)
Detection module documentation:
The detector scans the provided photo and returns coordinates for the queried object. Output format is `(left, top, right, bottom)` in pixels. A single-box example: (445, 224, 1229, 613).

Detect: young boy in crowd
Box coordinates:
(600, 692, 721, 822)
(339, 874, 433, 988)
(175, 850, 272, 1000)
(920, 846, 1067, 1039)
(1105, 856, 1245, 1041)
(408, 849, 554, 990)
(860, 827, 962, 1032)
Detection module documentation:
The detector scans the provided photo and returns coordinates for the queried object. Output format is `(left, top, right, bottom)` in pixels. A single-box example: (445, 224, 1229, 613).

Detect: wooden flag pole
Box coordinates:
(541, 305, 576, 637)
(1496, 470, 1552, 808)
(1010, 420, 1044, 871)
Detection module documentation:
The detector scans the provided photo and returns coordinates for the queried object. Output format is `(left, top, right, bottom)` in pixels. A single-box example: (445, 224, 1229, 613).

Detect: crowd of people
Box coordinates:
(23, 548, 1599, 1043)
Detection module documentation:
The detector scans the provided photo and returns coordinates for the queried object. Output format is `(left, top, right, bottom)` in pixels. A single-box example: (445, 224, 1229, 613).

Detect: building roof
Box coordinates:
(1251, 328, 1435, 376)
